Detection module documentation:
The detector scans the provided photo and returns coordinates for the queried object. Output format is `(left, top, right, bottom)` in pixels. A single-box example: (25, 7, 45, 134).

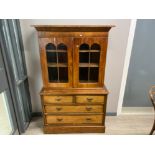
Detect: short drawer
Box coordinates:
(44, 105, 103, 113)
(43, 95, 73, 104)
(46, 115, 103, 124)
(76, 95, 104, 103)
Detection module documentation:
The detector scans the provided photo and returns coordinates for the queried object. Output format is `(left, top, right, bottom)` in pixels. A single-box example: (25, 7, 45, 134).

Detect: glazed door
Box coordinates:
(40, 38, 72, 88)
(73, 38, 108, 88)
(0, 19, 32, 133)
(0, 47, 18, 134)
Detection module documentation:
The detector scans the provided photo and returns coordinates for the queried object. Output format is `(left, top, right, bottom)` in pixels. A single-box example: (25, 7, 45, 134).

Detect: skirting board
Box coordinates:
(31, 112, 43, 117)
(122, 107, 154, 115)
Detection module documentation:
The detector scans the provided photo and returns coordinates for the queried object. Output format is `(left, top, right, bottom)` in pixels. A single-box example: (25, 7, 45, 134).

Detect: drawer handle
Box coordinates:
(87, 98, 93, 102)
(57, 118, 63, 122)
(55, 98, 62, 101)
(56, 107, 62, 111)
(86, 107, 92, 111)
(86, 118, 92, 121)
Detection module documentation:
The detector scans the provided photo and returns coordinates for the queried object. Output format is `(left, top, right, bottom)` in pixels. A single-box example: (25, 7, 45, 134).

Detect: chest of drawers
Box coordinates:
(40, 88, 108, 133)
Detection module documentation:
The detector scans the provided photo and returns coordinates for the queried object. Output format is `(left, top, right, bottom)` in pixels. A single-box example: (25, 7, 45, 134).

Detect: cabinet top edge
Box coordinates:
(32, 25, 115, 32)
(40, 87, 109, 95)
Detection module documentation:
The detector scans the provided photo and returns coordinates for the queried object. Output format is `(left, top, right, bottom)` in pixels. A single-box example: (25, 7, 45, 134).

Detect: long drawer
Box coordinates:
(76, 95, 104, 103)
(43, 95, 73, 104)
(45, 115, 103, 124)
(44, 105, 103, 113)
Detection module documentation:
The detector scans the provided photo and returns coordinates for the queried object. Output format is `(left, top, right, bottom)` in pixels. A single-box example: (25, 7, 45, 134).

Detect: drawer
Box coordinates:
(43, 95, 73, 104)
(46, 115, 103, 124)
(76, 95, 104, 103)
(44, 105, 103, 113)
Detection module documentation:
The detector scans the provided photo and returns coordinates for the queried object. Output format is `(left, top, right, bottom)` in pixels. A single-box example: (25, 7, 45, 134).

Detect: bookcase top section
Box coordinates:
(33, 25, 115, 32)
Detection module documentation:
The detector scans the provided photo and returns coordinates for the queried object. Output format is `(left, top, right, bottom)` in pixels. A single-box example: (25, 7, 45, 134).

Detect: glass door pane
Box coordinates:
(79, 43, 89, 82)
(46, 43, 58, 82)
(0, 91, 14, 134)
(0, 39, 17, 135)
(46, 43, 69, 83)
(45, 39, 72, 86)
(74, 38, 104, 88)
(9, 20, 26, 78)
(79, 43, 100, 83)
(1, 19, 31, 133)
(89, 43, 100, 82)
(59, 67, 68, 82)
(57, 43, 68, 83)
(90, 67, 99, 81)
(48, 67, 58, 82)
(79, 67, 88, 81)
(16, 82, 31, 123)
(2, 20, 19, 81)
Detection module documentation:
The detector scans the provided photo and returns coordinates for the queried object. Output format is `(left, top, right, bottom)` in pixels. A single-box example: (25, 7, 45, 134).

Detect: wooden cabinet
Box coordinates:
(34, 25, 113, 133)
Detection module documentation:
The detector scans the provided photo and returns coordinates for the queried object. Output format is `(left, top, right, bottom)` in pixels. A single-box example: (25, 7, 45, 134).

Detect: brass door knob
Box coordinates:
(56, 107, 62, 111)
(86, 118, 92, 121)
(55, 98, 62, 101)
(87, 98, 93, 102)
(86, 107, 92, 111)
(57, 118, 63, 122)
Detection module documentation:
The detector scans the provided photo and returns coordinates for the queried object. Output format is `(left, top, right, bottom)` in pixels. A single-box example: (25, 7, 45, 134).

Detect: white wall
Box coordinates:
(20, 19, 131, 113)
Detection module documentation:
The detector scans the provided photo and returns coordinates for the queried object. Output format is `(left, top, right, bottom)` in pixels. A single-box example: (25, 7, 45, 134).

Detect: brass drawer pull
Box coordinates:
(55, 97, 62, 101)
(57, 118, 63, 122)
(56, 107, 62, 111)
(86, 118, 92, 121)
(87, 98, 93, 102)
(86, 107, 92, 111)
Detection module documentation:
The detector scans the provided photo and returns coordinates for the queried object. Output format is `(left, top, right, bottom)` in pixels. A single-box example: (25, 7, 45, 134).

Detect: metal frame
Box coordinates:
(0, 42, 18, 134)
(0, 19, 32, 134)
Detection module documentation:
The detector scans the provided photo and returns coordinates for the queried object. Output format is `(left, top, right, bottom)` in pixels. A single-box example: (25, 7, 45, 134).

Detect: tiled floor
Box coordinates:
(23, 114, 155, 135)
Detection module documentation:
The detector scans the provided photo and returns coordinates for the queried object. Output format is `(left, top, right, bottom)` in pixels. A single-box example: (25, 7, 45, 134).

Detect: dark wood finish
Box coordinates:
(33, 25, 114, 32)
(149, 86, 155, 135)
(38, 32, 109, 38)
(34, 25, 113, 134)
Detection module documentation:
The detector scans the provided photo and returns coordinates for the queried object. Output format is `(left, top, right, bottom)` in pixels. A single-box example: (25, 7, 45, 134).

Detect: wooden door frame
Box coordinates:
(73, 37, 108, 88)
(39, 37, 73, 88)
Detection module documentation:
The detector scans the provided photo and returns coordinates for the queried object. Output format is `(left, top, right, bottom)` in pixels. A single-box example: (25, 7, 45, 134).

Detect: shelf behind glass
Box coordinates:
(79, 50, 100, 52)
(79, 63, 99, 67)
(48, 63, 68, 67)
(46, 50, 67, 53)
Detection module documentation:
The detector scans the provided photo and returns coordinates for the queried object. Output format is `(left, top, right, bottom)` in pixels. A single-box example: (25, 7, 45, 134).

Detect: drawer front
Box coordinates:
(44, 105, 103, 113)
(76, 95, 104, 103)
(46, 115, 103, 124)
(43, 95, 73, 104)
